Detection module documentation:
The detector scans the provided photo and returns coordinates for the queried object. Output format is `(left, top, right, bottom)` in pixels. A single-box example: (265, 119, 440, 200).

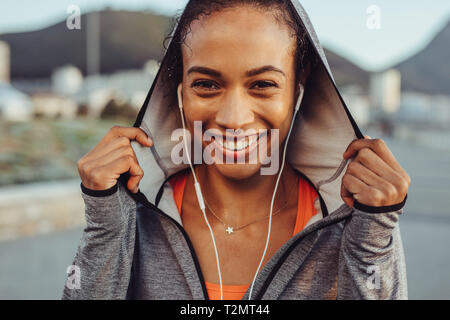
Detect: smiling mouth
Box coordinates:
(212, 131, 268, 152)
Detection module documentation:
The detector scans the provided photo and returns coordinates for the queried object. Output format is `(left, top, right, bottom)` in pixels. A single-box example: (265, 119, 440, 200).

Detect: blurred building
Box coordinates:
(73, 59, 159, 116)
(370, 69, 402, 113)
(31, 93, 78, 119)
(8, 59, 159, 120)
(0, 83, 33, 121)
(0, 41, 10, 83)
(395, 91, 450, 127)
(51, 65, 83, 96)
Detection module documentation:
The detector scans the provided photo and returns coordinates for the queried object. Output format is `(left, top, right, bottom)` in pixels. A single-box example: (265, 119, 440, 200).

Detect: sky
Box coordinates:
(0, 0, 449, 71)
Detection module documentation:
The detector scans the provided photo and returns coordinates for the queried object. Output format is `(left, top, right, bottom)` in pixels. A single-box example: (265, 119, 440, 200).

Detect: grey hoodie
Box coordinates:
(62, 0, 408, 300)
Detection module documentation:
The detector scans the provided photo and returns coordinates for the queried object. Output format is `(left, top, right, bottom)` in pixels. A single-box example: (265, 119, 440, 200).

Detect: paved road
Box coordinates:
(0, 134, 449, 299)
(0, 228, 83, 299)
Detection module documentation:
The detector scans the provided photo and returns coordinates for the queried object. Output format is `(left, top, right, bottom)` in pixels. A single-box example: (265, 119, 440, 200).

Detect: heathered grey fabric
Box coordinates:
(62, 183, 407, 299)
(62, 0, 408, 300)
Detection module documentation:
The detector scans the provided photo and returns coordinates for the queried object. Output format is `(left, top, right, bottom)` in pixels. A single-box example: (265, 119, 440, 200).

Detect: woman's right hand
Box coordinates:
(77, 126, 153, 194)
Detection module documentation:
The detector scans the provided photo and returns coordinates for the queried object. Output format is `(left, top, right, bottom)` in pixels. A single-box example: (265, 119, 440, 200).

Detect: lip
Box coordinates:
(208, 130, 269, 163)
(222, 133, 259, 142)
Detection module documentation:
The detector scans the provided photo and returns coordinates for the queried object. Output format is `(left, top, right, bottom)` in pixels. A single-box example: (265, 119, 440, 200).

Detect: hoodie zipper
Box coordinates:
(128, 186, 210, 300)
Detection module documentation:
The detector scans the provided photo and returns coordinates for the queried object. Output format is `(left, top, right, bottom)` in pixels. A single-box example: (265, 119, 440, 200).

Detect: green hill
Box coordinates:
(393, 20, 450, 95)
(0, 10, 172, 78)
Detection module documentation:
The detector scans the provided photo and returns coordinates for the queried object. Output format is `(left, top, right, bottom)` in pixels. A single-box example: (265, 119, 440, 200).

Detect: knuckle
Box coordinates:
(400, 178, 410, 193)
(374, 138, 385, 148)
(121, 146, 134, 157)
(357, 148, 370, 161)
(385, 183, 398, 199)
(122, 154, 134, 163)
(111, 125, 122, 133)
(78, 160, 90, 174)
(76, 158, 85, 171)
(405, 173, 412, 187)
(342, 173, 351, 187)
(370, 189, 383, 205)
(116, 136, 131, 147)
(347, 161, 358, 174)
(393, 172, 410, 194)
(90, 168, 102, 183)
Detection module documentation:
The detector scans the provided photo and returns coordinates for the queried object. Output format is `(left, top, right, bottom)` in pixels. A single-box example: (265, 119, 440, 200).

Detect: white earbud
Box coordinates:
(295, 83, 305, 112)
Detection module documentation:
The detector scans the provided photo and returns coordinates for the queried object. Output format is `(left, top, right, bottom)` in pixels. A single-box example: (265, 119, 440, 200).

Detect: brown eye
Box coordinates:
(192, 80, 219, 90)
(251, 81, 277, 89)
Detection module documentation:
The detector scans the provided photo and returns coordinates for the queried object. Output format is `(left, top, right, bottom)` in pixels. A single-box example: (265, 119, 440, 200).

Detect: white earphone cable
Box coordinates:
(177, 84, 223, 300)
(248, 84, 304, 300)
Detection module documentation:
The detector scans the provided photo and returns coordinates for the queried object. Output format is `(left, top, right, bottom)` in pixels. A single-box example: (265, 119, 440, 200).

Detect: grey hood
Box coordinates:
(130, 0, 365, 225)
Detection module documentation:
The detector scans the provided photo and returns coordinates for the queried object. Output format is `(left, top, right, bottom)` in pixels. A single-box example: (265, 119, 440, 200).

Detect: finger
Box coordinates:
(344, 136, 411, 187)
(352, 148, 406, 189)
(100, 155, 144, 194)
(86, 146, 137, 169)
(343, 138, 404, 176)
(342, 173, 372, 205)
(347, 160, 397, 194)
(107, 126, 153, 147)
(341, 169, 369, 208)
(340, 181, 354, 208)
(87, 127, 153, 160)
(342, 170, 369, 194)
(85, 136, 134, 163)
(126, 156, 145, 194)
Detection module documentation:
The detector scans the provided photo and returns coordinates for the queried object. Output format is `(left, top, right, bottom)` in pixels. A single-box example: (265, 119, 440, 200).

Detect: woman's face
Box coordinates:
(181, 5, 298, 180)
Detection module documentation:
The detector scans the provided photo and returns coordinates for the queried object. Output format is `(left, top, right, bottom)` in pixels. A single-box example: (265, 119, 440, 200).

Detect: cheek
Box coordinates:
(182, 95, 217, 123)
(258, 101, 293, 132)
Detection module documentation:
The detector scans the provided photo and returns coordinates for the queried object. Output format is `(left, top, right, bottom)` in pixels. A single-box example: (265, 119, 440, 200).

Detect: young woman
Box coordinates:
(65, 0, 410, 300)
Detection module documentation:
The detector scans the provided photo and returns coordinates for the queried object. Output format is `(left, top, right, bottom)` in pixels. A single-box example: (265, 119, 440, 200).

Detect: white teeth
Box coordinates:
(216, 136, 258, 151)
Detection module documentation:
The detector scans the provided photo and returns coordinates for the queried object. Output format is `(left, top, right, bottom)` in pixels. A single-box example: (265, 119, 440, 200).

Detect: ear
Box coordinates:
(300, 60, 312, 87)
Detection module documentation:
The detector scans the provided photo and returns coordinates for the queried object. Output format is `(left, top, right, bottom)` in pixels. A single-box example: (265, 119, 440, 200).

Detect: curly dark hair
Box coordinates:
(161, 0, 316, 95)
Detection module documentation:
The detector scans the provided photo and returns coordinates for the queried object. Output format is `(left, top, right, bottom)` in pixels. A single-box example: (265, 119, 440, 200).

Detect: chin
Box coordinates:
(212, 162, 262, 181)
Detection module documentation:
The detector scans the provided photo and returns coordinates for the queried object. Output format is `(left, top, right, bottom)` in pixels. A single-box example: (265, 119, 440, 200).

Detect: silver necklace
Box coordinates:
(196, 166, 298, 235)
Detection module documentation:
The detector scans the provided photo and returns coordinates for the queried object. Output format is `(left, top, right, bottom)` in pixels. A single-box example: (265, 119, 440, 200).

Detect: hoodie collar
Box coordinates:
(129, 0, 364, 225)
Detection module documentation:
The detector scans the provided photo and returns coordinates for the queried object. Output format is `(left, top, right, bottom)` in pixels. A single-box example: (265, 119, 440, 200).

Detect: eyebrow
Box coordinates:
(186, 65, 285, 78)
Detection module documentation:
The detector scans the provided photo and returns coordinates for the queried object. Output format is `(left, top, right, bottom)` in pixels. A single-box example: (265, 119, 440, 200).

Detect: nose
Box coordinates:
(214, 88, 254, 131)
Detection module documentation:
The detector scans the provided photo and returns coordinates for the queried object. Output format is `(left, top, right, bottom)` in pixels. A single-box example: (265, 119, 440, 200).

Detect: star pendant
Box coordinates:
(225, 226, 234, 235)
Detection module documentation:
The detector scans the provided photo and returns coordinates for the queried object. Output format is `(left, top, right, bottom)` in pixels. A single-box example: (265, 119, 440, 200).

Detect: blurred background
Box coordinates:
(0, 0, 449, 299)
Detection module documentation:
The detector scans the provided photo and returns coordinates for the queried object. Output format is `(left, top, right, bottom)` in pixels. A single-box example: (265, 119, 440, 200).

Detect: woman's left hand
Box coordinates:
(340, 136, 411, 208)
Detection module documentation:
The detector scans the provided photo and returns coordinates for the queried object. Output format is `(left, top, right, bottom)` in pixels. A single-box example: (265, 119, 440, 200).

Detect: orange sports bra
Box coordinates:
(169, 170, 318, 300)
